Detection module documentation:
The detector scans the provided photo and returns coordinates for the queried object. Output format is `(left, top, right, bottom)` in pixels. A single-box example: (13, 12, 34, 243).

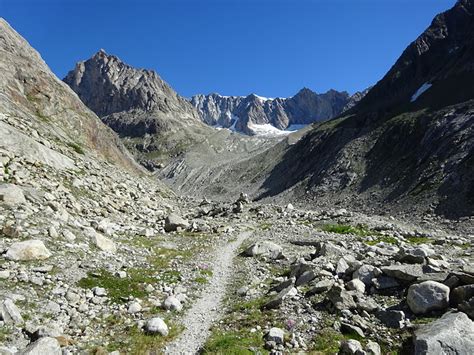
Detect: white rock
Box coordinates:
(145, 317, 168, 336)
(0, 184, 26, 207)
(128, 302, 142, 314)
(346, 279, 366, 294)
(266, 327, 285, 344)
(0, 299, 23, 325)
(19, 337, 61, 355)
(163, 296, 182, 312)
(5, 240, 51, 261)
(93, 232, 117, 253)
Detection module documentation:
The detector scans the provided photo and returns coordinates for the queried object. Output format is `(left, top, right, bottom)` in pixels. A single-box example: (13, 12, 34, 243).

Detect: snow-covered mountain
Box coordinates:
(190, 88, 367, 135)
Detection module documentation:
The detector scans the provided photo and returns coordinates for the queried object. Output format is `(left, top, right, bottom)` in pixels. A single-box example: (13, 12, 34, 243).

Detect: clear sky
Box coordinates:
(1, 0, 456, 98)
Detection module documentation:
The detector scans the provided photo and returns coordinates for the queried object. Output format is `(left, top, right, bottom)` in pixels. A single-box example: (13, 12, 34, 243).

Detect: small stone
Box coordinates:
(366, 340, 381, 355)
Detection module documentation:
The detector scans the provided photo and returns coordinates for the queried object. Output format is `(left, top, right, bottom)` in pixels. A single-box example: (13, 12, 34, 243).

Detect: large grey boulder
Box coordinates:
(0, 184, 25, 207)
(5, 240, 51, 261)
(19, 337, 61, 355)
(326, 285, 357, 311)
(164, 213, 189, 232)
(353, 264, 376, 286)
(413, 312, 474, 354)
(407, 281, 450, 315)
(0, 299, 23, 325)
(242, 241, 283, 260)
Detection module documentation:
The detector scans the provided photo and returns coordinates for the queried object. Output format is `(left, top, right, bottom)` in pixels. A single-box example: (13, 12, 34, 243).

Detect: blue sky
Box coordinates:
(2, 0, 456, 98)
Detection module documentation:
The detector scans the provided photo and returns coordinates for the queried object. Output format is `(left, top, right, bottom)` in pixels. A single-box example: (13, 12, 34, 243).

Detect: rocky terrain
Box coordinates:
(190, 88, 366, 135)
(0, 1, 474, 354)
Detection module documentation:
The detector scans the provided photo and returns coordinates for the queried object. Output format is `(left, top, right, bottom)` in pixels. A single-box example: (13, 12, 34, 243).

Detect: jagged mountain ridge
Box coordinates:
(190, 88, 366, 135)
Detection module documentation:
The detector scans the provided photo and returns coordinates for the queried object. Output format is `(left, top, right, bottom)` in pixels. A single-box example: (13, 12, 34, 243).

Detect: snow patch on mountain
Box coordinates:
(411, 82, 432, 102)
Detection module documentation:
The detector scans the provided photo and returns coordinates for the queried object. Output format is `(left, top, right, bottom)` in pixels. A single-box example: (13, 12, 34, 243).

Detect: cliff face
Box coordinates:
(0, 18, 141, 173)
(256, 0, 474, 218)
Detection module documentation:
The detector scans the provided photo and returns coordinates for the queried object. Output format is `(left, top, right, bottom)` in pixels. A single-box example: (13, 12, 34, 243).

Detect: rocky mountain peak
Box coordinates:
(64, 50, 198, 120)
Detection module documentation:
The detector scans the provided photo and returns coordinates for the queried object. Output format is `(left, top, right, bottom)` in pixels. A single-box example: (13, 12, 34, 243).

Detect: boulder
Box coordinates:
(306, 279, 335, 297)
(326, 285, 357, 311)
(450, 284, 474, 307)
(0, 184, 26, 207)
(19, 337, 61, 355)
(346, 279, 366, 294)
(339, 339, 364, 354)
(163, 296, 182, 312)
(145, 317, 169, 336)
(0, 299, 23, 325)
(407, 281, 449, 315)
(242, 241, 283, 260)
(164, 213, 189, 232)
(353, 264, 376, 286)
(93, 232, 117, 253)
(413, 312, 474, 354)
(265, 327, 284, 345)
(381, 264, 423, 282)
(5, 240, 51, 261)
(396, 245, 435, 264)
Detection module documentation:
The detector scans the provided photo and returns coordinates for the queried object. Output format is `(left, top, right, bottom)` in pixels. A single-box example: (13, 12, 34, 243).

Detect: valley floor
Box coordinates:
(1, 148, 473, 354)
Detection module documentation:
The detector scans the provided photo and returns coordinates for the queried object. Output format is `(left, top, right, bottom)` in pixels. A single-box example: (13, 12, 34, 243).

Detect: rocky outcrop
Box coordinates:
(190, 88, 366, 135)
(64, 50, 211, 168)
(0, 19, 141, 173)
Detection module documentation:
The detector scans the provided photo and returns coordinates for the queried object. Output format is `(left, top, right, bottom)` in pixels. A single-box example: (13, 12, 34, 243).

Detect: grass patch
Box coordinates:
(78, 268, 156, 303)
(67, 142, 85, 155)
(311, 328, 344, 353)
(405, 236, 432, 244)
(365, 235, 398, 246)
(202, 329, 267, 354)
(194, 276, 208, 284)
(104, 321, 183, 354)
(322, 224, 377, 237)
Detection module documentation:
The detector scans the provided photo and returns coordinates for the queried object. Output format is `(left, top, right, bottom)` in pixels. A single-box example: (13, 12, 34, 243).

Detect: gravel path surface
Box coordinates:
(165, 231, 251, 354)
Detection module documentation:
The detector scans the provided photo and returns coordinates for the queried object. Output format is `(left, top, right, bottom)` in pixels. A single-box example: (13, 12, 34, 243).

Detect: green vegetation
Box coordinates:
(101, 320, 183, 354)
(78, 269, 155, 303)
(203, 330, 267, 354)
(67, 142, 85, 155)
(311, 328, 344, 353)
(405, 236, 432, 244)
(321, 223, 377, 237)
(365, 235, 398, 246)
(194, 276, 208, 284)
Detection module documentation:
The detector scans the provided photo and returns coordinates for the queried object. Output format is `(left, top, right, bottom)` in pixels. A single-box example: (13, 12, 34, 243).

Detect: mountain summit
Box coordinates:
(64, 50, 209, 168)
